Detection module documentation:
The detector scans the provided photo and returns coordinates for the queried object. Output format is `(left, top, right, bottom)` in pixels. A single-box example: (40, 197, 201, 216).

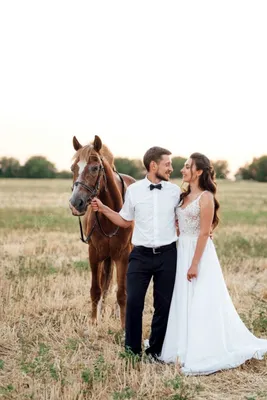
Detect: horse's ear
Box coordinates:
(73, 136, 82, 151)
(93, 135, 102, 153)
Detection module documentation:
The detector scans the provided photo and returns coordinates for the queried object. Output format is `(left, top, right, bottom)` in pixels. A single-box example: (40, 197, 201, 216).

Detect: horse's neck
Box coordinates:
(99, 164, 123, 212)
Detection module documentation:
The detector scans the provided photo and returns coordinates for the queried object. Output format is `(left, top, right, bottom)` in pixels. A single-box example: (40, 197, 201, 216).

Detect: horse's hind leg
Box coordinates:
(99, 257, 114, 317)
(114, 250, 130, 329)
(101, 257, 114, 301)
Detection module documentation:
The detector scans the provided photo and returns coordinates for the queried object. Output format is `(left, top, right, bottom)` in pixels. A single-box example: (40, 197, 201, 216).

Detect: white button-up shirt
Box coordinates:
(119, 177, 180, 247)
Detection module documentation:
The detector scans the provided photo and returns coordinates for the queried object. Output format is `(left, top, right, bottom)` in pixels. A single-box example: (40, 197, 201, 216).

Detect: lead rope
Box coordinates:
(77, 169, 125, 243)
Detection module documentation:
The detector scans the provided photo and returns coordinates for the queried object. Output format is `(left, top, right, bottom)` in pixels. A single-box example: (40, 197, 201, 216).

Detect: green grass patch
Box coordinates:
(65, 338, 80, 352)
(220, 210, 267, 226)
(113, 387, 136, 400)
(215, 234, 267, 259)
(163, 375, 203, 400)
(6, 256, 59, 280)
(73, 260, 90, 272)
(0, 384, 15, 395)
(20, 343, 60, 381)
(0, 207, 77, 232)
(81, 355, 112, 389)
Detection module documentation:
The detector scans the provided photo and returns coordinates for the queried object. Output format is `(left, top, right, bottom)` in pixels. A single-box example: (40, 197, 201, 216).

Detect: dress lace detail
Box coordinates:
(176, 193, 204, 237)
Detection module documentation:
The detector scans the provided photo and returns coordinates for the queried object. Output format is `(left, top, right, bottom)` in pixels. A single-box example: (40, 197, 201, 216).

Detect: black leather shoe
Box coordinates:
(144, 353, 165, 364)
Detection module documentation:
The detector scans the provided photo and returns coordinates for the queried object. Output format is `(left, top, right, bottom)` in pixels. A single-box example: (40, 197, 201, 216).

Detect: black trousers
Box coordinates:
(125, 242, 177, 356)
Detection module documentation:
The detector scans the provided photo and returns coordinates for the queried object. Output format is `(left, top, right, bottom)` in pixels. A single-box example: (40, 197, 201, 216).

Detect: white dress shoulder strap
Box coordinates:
(198, 190, 207, 200)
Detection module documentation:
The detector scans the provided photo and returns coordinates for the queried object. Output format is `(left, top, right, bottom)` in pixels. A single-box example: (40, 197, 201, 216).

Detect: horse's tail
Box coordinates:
(101, 256, 114, 298)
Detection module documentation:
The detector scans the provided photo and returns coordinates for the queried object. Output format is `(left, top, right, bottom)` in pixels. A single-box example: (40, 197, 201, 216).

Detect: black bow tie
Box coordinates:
(150, 183, 162, 191)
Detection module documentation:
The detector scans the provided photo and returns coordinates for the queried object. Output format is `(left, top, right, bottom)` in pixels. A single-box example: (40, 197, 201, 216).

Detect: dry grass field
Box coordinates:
(0, 179, 267, 400)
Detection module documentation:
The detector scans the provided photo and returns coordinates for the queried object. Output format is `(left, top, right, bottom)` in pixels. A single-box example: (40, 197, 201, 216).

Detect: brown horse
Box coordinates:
(69, 135, 135, 328)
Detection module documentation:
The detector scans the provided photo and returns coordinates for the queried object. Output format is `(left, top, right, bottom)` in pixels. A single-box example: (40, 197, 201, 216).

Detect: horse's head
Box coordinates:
(69, 135, 108, 216)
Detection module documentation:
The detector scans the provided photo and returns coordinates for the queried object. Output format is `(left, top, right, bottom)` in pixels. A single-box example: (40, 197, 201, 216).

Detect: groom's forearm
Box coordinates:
(101, 205, 133, 228)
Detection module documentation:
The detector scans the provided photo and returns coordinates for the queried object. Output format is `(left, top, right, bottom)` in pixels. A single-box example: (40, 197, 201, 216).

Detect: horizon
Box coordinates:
(0, 140, 264, 177)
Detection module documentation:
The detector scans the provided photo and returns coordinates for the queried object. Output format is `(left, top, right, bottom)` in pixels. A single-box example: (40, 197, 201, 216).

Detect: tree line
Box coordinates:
(0, 155, 267, 182)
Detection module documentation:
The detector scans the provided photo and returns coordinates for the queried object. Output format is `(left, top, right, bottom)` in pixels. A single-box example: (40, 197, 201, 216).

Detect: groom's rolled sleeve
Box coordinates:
(119, 189, 134, 221)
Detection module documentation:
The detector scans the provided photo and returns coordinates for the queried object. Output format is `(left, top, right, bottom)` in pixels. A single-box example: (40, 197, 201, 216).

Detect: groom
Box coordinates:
(91, 146, 180, 359)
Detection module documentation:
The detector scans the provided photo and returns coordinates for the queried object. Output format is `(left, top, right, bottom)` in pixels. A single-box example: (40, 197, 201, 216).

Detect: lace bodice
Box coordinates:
(176, 192, 205, 237)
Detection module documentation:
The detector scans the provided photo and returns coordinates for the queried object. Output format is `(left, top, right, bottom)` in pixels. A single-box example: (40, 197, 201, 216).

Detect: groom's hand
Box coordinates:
(91, 197, 105, 213)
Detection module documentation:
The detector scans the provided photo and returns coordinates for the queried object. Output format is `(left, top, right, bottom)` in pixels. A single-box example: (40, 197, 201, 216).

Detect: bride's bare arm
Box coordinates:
(176, 219, 180, 236)
(187, 192, 214, 281)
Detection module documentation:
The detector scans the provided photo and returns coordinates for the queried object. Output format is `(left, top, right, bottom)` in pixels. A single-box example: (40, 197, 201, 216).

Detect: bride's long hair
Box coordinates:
(180, 152, 220, 229)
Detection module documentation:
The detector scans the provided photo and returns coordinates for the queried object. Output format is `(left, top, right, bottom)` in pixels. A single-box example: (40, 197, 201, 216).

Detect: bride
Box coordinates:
(160, 152, 267, 375)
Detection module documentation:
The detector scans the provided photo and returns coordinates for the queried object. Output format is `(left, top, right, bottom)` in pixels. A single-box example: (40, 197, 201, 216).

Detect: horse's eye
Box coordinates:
(91, 166, 99, 172)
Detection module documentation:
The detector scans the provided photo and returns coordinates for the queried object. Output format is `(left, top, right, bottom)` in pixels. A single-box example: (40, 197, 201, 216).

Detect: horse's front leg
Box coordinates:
(89, 247, 102, 324)
(113, 249, 131, 329)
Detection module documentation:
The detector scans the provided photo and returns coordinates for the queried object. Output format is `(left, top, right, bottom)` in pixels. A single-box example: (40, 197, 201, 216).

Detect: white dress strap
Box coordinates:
(197, 190, 207, 201)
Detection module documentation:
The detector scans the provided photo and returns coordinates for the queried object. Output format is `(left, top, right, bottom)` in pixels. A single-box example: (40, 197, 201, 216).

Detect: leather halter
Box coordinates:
(73, 164, 105, 201)
(72, 156, 125, 243)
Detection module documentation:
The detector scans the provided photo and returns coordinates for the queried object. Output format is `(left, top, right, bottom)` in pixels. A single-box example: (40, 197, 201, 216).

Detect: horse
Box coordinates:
(69, 135, 135, 328)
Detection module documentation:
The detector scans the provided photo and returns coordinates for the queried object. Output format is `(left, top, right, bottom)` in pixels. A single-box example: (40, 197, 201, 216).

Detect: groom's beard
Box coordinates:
(156, 172, 170, 182)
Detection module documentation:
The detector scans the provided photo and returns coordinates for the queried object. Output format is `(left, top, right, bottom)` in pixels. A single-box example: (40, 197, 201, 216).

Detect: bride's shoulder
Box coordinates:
(199, 191, 214, 206)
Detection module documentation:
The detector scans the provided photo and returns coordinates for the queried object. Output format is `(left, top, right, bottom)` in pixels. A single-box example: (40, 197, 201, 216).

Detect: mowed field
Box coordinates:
(0, 179, 267, 400)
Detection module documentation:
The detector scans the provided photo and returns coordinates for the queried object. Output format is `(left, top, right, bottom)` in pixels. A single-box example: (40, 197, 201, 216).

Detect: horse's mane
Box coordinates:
(73, 142, 115, 168)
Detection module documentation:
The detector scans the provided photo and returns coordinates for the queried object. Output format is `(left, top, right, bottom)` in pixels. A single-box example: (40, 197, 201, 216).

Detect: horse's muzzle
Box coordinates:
(69, 202, 86, 216)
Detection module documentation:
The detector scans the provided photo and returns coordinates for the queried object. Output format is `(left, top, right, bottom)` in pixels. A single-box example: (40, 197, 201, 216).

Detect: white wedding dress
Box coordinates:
(160, 192, 267, 375)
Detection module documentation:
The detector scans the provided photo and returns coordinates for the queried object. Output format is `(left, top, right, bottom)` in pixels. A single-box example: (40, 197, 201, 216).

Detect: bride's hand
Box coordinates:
(187, 265, 198, 282)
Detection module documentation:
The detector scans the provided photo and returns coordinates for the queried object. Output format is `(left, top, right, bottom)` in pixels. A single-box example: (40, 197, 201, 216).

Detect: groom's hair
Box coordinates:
(143, 147, 172, 172)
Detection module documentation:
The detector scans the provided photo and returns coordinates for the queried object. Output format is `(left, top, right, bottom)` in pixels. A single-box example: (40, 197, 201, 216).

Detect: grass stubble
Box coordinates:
(0, 179, 266, 399)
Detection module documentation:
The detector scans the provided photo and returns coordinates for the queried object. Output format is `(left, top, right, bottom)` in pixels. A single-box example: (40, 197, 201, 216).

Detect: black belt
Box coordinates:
(134, 241, 176, 254)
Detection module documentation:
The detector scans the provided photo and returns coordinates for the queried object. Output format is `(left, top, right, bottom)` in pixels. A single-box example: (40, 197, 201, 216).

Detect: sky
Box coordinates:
(0, 0, 266, 177)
